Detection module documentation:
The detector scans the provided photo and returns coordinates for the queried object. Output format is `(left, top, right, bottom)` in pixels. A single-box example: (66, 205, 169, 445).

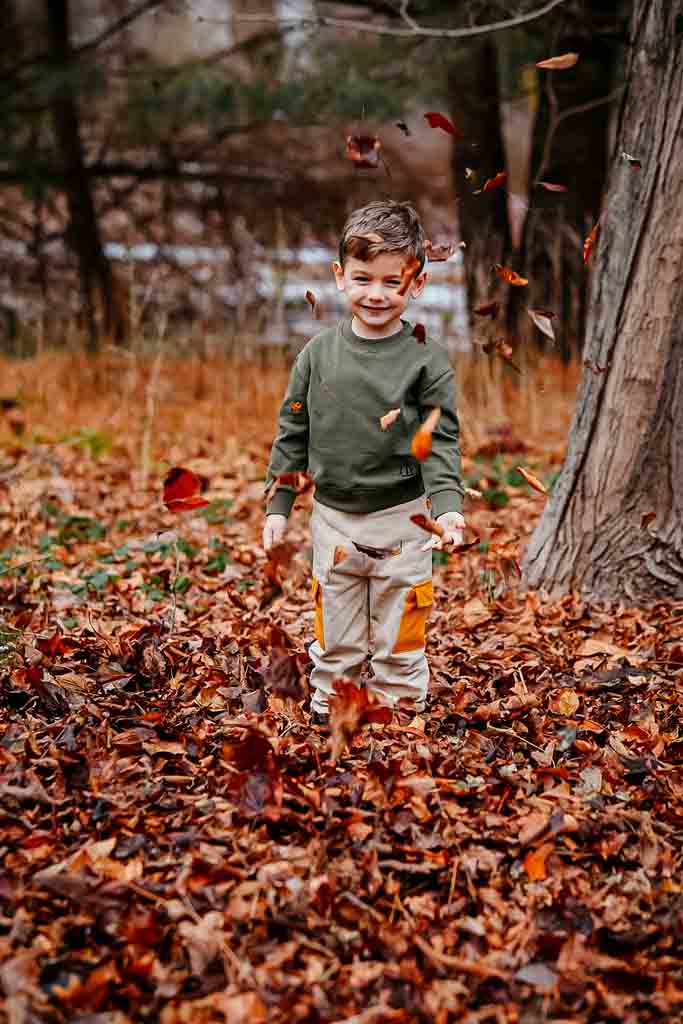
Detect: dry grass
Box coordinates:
(0, 347, 579, 461)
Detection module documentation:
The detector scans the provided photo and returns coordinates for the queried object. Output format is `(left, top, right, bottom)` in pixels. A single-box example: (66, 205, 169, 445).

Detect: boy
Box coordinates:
(262, 200, 465, 723)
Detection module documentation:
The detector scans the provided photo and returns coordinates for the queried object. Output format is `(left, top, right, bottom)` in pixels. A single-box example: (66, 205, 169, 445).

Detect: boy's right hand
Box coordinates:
(262, 513, 288, 552)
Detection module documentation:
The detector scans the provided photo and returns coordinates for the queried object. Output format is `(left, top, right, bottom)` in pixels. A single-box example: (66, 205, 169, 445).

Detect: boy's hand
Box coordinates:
(420, 511, 466, 551)
(262, 513, 288, 552)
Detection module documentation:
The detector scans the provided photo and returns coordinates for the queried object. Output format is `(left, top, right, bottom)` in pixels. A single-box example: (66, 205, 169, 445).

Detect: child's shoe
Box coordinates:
(310, 710, 330, 729)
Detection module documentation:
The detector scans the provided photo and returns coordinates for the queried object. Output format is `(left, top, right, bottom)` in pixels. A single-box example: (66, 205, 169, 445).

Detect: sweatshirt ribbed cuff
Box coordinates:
(266, 487, 296, 518)
(429, 489, 464, 519)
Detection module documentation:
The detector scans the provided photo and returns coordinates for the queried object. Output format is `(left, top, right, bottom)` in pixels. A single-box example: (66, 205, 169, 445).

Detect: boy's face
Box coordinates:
(332, 250, 427, 338)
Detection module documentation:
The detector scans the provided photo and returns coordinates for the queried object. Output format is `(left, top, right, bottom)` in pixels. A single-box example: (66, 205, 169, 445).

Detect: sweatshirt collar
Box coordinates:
(340, 317, 414, 351)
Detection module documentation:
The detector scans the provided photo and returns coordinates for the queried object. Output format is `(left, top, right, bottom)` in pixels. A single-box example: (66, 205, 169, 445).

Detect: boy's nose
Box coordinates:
(367, 282, 385, 300)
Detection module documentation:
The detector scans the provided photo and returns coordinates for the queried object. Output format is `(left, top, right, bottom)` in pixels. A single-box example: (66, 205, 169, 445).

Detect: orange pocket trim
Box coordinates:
(393, 579, 433, 654)
(311, 577, 325, 650)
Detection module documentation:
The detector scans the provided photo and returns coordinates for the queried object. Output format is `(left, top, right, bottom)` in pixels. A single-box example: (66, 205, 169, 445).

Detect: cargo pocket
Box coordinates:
(311, 577, 325, 650)
(392, 579, 433, 654)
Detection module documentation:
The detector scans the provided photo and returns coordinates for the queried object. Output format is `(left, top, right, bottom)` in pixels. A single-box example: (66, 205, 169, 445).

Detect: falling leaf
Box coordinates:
(493, 264, 528, 286)
(353, 541, 401, 559)
(424, 111, 463, 137)
(473, 300, 499, 318)
(410, 407, 440, 461)
(329, 679, 392, 761)
(523, 843, 553, 880)
(474, 171, 507, 194)
(424, 240, 457, 262)
(379, 408, 402, 431)
(290, 401, 302, 412)
(537, 181, 569, 192)
(412, 323, 426, 344)
(621, 151, 642, 169)
(397, 256, 422, 296)
(410, 512, 444, 539)
(346, 135, 381, 168)
(535, 52, 579, 70)
(395, 120, 410, 136)
(583, 358, 611, 374)
(583, 222, 600, 265)
(483, 338, 520, 373)
(305, 290, 316, 312)
(528, 308, 556, 341)
(640, 511, 656, 529)
(464, 167, 478, 183)
(333, 546, 348, 566)
(162, 467, 210, 513)
(516, 466, 548, 494)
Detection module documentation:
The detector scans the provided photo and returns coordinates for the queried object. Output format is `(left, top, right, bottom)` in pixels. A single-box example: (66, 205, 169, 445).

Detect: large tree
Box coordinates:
(523, 0, 683, 601)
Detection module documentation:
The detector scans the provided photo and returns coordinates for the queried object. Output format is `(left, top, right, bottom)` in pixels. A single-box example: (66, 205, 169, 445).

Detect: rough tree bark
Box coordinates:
(46, 0, 127, 350)
(523, 0, 683, 602)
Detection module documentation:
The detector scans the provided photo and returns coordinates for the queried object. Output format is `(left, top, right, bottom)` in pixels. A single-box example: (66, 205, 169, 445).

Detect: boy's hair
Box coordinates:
(338, 200, 426, 270)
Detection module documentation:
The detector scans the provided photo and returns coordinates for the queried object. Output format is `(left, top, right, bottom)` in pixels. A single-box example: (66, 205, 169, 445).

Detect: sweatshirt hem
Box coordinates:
(313, 479, 424, 514)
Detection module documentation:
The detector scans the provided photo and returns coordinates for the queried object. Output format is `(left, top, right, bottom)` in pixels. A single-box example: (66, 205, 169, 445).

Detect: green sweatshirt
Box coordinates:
(264, 318, 464, 520)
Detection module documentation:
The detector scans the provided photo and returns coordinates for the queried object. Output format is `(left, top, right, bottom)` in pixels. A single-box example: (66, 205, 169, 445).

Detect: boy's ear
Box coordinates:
(411, 271, 427, 298)
(332, 260, 345, 292)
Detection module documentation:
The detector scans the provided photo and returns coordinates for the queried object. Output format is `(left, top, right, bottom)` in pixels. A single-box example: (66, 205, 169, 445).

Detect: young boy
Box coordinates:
(262, 200, 465, 723)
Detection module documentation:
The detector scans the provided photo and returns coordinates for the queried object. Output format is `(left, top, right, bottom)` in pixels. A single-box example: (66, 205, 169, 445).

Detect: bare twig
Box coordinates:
(225, 0, 569, 40)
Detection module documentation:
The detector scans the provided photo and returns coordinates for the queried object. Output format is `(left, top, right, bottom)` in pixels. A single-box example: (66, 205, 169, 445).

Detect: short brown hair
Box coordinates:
(339, 200, 426, 270)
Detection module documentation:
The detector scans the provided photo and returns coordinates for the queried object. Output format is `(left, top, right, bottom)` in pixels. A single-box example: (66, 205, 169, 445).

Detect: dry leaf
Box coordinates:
(537, 181, 569, 192)
(473, 300, 499, 318)
(474, 171, 507, 194)
(536, 52, 579, 70)
(379, 408, 402, 431)
(424, 111, 463, 137)
(640, 511, 656, 529)
(523, 843, 553, 881)
(621, 151, 642, 169)
(583, 222, 600, 265)
(346, 135, 381, 168)
(397, 256, 422, 296)
(410, 407, 440, 461)
(305, 290, 316, 311)
(528, 308, 556, 341)
(412, 323, 426, 344)
(493, 264, 528, 286)
(516, 466, 548, 494)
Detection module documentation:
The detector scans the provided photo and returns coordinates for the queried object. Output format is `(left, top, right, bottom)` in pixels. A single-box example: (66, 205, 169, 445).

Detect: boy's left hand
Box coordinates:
(421, 511, 466, 551)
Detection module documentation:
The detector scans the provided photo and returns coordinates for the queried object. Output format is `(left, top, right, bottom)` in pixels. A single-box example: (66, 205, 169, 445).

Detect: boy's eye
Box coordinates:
(386, 279, 401, 286)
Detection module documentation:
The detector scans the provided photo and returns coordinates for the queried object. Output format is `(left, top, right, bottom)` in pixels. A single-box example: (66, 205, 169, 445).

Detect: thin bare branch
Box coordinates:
(227, 0, 569, 40)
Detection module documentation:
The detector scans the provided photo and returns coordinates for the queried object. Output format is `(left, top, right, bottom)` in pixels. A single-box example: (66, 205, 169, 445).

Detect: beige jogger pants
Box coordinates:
(308, 494, 433, 715)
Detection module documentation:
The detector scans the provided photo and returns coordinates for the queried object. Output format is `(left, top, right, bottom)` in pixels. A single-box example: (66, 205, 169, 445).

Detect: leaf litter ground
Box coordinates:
(1, 354, 682, 1024)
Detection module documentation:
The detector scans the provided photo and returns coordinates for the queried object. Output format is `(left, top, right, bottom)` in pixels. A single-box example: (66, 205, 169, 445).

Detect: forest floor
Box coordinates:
(0, 350, 682, 1024)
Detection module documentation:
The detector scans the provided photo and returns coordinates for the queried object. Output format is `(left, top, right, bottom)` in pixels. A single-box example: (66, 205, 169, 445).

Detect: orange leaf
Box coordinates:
(493, 264, 528, 287)
(412, 323, 426, 344)
(424, 111, 463, 137)
(305, 290, 316, 311)
(473, 300, 499, 318)
(524, 843, 553, 881)
(410, 407, 440, 461)
(346, 134, 381, 168)
(397, 256, 422, 296)
(535, 52, 579, 70)
(516, 466, 548, 494)
(474, 170, 507, 194)
(583, 222, 600, 265)
(290, 401, 302, 412)
(163, 467, 209, 513)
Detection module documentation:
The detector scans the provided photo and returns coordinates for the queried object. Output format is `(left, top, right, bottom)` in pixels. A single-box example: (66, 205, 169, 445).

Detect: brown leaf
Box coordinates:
(493, 264, 528, 286)
(397, 255, 422, 296)
(640, 511, 656, 529)
(473, 300, 499, 318)
(537, 181, 569, 192)
(346, 134, 381, 168)
(305, 289, 316, 311)
(528, 307, 556, 341)
(516, 466, 548, 494)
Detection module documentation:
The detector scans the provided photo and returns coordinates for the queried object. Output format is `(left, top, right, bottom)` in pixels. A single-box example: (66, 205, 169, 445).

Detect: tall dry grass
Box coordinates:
(0, 344, 579, 461)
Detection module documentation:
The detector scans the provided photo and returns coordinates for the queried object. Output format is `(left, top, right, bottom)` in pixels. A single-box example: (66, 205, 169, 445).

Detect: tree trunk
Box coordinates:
(448, 39, 511, 312)
(46, 0, 127, 350)
(523, 0, 683, 602)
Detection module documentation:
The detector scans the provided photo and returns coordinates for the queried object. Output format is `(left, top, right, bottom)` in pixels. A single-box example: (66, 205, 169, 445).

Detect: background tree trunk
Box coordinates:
(523, 0, 683, 602)
(448, 38, 511, 312)
(46, 0, 127, 350)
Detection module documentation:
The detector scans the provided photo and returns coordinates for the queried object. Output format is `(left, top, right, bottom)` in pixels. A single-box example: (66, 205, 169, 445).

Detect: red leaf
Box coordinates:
(413, 323, 426, 344)
(305, 290, 316, 311)
(537, 181, 568, 192)
(621, 151, 642, 169)
(163, 467, 210, 513)
(346, 135, 381, 168)
(424, 111, 463, 138)
(474, 170, 507, 194)
(583, 222, 600, 265)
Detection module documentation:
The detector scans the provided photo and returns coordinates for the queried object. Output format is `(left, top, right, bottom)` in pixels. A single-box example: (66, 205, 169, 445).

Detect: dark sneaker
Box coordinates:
(310, 710, 330, 728)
